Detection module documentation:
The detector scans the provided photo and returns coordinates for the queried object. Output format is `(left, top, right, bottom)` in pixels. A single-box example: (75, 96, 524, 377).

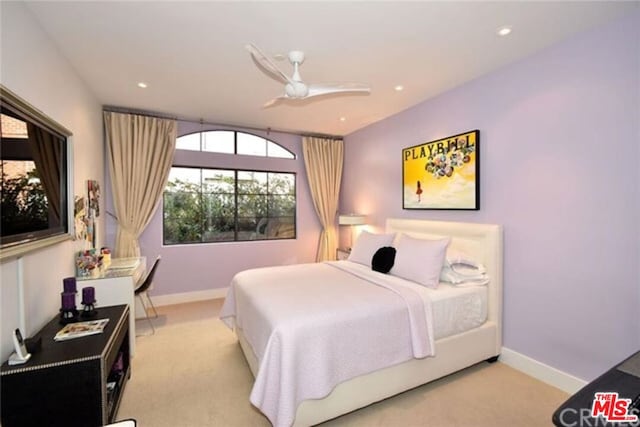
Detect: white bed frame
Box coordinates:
(236, 219, 503, 426)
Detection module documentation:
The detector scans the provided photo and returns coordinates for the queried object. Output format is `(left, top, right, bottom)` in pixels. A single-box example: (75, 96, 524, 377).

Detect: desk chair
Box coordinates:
(135, 256, 161, 335)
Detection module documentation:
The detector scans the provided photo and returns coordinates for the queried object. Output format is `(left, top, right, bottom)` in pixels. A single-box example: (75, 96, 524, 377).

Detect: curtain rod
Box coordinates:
(102, 105, 342, 140)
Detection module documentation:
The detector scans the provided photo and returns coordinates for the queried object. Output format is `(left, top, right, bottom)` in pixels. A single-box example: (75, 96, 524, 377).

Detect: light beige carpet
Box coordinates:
(118, 299, 568, 426)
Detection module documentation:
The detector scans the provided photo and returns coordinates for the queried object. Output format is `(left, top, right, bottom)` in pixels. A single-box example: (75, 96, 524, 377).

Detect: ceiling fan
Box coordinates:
(246, 43, 371, 108)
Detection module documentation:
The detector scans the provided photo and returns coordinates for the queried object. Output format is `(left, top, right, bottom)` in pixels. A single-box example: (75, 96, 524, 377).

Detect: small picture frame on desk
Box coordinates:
(336, 248, 350, 261)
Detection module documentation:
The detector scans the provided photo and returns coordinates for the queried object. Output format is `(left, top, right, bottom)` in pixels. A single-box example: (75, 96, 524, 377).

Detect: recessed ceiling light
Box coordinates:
(339, 117, 346, 122)
(137, 82, 148, 88)
(394, 85, 404, 92)
(497, 26, 512, 37)
(273, 53, 286, 61)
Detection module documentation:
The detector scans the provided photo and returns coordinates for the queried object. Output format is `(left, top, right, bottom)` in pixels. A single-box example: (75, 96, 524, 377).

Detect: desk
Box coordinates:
(77, 257, 146, 356)
(553, 351, 640, 426)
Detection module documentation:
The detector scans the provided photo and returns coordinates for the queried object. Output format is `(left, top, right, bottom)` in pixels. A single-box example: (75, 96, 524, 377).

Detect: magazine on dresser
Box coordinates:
(54, 318, 109, 341)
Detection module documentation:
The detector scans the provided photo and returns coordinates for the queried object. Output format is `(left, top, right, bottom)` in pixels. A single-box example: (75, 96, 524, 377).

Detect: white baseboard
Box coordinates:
(500, 347, 587, 394)
(151, 288, 228, 307)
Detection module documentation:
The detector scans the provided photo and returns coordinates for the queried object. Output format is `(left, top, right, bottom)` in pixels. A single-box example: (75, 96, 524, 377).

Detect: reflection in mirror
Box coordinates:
(0, 86, 71, 256)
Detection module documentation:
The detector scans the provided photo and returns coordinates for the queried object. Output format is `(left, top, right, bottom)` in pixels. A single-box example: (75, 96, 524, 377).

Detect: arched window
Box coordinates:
(175, 130, 295, 159)
(163, 131, 296, 244)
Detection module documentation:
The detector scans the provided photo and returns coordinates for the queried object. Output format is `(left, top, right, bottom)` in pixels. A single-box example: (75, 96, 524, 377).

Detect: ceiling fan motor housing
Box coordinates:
(285, 81, 309, 98)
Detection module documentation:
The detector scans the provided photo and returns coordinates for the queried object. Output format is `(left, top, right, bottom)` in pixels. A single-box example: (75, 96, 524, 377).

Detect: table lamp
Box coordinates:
(338, 214, 366, 250)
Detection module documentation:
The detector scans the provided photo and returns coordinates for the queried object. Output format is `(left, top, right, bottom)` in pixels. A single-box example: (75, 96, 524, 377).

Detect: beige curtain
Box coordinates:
(302, 136, 344, 262)
(27, 123, 62, 222)
(104, 112, 177, 257)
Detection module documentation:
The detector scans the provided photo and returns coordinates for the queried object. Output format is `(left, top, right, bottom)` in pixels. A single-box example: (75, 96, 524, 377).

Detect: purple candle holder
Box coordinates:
(62, 292, 75, 310)
(81, 286, 97, 319)
(63, 277, 77, 294)
(81, 287, 96, 305)
(60, 292, 78, 324)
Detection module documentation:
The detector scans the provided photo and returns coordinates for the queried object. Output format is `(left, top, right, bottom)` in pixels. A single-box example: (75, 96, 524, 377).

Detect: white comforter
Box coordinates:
(220, 261, 435, 427)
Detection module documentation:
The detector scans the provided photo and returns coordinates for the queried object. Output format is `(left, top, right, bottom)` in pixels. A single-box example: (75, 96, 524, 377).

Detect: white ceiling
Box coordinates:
(25, 1, 637, 136)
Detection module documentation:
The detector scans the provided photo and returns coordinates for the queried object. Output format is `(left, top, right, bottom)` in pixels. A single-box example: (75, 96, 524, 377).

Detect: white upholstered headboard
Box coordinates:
(385, 218, 503, 344)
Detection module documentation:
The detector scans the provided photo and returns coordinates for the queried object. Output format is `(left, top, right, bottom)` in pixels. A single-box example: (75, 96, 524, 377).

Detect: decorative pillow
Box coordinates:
(371, 246, 396, 273)
(348, 231, 396, 266)
(390, 234, 450, 288)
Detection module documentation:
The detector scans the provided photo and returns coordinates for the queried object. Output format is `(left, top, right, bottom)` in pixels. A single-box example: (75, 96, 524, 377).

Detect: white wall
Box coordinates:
(0, 3, 104, 360)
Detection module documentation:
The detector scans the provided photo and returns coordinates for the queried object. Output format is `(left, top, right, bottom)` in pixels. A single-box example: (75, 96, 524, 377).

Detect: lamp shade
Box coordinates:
(338, 214, 366, 225)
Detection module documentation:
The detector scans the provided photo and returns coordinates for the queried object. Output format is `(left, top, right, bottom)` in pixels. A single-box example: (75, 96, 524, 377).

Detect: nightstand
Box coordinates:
(336, 248, 350, 260)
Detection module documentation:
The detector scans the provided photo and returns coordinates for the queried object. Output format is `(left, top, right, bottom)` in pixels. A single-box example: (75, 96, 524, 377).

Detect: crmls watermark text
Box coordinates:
(557, 407, 640, 427)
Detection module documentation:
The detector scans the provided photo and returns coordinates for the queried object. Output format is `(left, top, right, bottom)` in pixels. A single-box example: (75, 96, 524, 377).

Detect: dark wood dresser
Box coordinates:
(1, 304, 131, 427)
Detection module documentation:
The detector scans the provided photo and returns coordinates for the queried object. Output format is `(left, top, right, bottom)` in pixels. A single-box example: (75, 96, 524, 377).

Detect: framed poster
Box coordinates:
(402, 130, 479, 210)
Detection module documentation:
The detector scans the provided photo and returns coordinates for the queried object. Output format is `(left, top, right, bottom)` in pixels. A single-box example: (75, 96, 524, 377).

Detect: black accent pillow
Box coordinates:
(371, 246, 396, 274)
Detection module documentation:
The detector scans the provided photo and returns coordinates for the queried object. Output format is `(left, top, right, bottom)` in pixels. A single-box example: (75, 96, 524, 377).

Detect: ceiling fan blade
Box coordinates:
(306, 83, 371, 98)
(262, 95, 288, 109)
(245, 44, 294, 85)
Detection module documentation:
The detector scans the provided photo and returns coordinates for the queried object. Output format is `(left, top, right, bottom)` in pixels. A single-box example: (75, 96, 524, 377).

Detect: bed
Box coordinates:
(220, 218, 503, 426)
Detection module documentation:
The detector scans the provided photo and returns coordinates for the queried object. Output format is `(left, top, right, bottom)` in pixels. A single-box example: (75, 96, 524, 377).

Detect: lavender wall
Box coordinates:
(128, 122, 321, 297)
(341, 12, 640, 381)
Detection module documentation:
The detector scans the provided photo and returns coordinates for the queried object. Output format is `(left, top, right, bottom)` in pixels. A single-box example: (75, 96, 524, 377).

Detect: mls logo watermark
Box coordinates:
(591, 392, 638, 423)
(557, 392, 639, 426)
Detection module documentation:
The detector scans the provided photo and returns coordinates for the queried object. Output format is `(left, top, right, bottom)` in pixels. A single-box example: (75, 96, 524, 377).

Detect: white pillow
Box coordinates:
(444, 250, 484, 270)
(440, 250, 489, 285)
(390, 234, 450, 288)
(348, 231, 396, 266)
(440, 266, 489, 286)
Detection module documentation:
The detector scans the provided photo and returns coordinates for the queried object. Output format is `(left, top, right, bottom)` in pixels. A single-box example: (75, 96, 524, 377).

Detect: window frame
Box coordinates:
(164, 130, 298, 246)
(175, 130, 296, 159)
(163, 165, 297, 245)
